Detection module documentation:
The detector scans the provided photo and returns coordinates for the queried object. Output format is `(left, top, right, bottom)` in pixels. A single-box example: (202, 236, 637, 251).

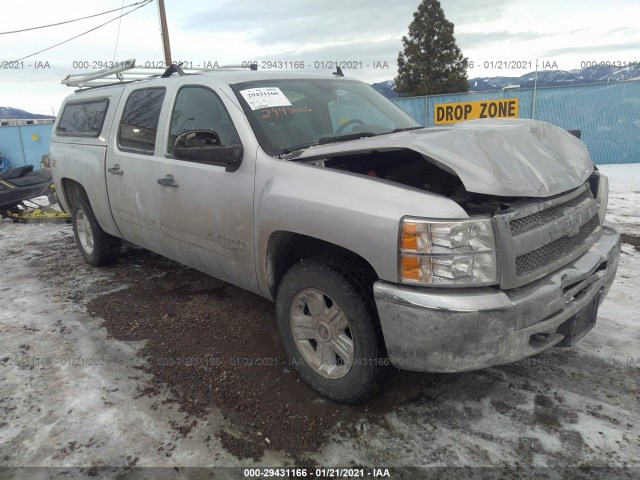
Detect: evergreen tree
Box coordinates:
(395, 0, 468, 96)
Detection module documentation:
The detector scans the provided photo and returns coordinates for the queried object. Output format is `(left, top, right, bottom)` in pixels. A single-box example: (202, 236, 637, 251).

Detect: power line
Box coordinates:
(11, 0, 154, 63)
(113, 0, 127, 61)
(0, 0, 152, 35)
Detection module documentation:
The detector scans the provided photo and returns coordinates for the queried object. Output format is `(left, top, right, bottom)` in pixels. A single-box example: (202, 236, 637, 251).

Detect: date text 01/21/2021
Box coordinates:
(244, 468, 391, 478)
(0, 60, 50, 69)
(68, 60, 391, 70)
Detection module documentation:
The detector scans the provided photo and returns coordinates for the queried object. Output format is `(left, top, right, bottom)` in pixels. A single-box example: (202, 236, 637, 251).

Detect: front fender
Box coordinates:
(253, 154, 468, 297)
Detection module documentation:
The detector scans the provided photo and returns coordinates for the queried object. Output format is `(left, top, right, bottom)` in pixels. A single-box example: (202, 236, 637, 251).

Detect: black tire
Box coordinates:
(71, 195, 121, 266)
(276, 255, 392, 403)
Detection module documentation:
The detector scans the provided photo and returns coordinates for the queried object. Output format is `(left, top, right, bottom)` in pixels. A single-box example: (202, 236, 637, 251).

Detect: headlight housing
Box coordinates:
(399, 217, 498, 286)
(595, 172, 609, 224)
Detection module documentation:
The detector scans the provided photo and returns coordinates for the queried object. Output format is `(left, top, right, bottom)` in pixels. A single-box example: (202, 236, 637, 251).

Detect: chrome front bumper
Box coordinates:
(374, 226, 621, 372)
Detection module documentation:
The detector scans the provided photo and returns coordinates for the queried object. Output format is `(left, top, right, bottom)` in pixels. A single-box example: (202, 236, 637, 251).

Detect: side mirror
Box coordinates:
(567, 129, 582, 139)
(172, 130, 243, 172)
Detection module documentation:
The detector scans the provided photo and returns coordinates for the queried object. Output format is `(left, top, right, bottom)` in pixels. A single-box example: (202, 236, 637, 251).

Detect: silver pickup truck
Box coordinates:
(51, 64, 620, 403)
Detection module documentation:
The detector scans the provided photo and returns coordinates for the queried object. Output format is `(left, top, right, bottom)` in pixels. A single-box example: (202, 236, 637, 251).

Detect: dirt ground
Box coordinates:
(87, 242, 453, 463)
(620, 233, 640, 252)
(89, 233, 640, 465)
(1, 165, 639, 478)
(1, 222, 639, 475)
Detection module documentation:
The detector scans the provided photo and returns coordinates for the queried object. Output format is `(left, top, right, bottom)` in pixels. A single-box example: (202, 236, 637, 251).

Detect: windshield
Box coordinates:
(231, 78, 420, 156)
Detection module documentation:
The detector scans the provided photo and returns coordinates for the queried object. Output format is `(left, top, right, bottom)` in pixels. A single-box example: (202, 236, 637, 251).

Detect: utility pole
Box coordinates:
(157, 0, 172, 66)
(531, 58, 538, 120)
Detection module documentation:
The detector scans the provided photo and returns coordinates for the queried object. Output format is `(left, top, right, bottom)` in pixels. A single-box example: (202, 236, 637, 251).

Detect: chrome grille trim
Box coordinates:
(515, 216, 601, 276)
(494, 183, 602, 289)
(510, 188, 593, 235)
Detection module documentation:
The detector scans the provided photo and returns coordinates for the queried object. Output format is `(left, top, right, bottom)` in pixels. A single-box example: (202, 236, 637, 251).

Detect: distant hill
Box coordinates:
(468, 65, 640, 91)
(373, 65, 640, 98)
(371, 80, 398, 99)
(0, 106, 55, 119)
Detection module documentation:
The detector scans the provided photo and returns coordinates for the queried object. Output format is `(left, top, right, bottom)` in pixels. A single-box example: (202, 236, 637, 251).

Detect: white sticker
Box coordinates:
(240, 87, 292, 110)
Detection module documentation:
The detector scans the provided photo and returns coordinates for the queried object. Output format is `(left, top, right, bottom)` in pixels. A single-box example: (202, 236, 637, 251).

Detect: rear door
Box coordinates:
(105, 87, 167, 252)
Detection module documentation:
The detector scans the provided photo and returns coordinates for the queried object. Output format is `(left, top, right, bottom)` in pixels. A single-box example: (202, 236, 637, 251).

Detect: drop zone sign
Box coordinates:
(434, 98, 519, 125)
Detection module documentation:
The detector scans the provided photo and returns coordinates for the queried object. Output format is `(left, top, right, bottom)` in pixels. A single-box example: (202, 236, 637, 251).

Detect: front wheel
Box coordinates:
(71, 195, 121, 266)
(276, 256, 392, 403)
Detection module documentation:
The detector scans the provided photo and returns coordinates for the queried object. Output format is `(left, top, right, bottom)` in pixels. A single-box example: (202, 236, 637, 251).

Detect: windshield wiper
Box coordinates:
(280, 142, 321, 155)
(391, 126, 422, 133)
(318, 132, 378, 144)
(280, 128, 415, 157)
(280, 132, 378, 157)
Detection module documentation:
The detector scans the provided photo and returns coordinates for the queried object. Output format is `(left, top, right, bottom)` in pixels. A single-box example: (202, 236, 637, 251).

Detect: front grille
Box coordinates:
(515, 215, 600, 276)
(510, 188, 593, 234)
(497, 183, 603, 289)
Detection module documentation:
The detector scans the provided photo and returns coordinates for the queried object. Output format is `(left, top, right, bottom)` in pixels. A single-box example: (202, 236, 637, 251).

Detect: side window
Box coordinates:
(118, 88, 165, 154)
(168, 86, 240, 155)
(56, 99, 109, 137)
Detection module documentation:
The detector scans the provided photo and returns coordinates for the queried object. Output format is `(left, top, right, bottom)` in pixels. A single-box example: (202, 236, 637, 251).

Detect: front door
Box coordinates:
(155, 85, 257, 292)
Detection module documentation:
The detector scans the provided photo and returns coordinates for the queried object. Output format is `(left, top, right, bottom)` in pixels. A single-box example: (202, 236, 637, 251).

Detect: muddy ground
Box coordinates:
(621, 233, 640, 252)
(89, 233, 640, 464)
(88, 241, 449, 462)
(1, 221, 639, 478)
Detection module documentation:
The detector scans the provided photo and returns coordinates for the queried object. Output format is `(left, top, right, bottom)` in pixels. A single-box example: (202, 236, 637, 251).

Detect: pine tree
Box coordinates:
(395, 0, 468, 97)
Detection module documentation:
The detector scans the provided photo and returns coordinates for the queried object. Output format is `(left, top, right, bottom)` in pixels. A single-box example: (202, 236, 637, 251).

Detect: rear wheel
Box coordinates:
(276, 256, 392, 403)
(71, 195, 121, 266)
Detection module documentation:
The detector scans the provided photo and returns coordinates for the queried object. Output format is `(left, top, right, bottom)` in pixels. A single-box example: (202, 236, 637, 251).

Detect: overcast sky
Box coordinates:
(1, 0, 639, 115)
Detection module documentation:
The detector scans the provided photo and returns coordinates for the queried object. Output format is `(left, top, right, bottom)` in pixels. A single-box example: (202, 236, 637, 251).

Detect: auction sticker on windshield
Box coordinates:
(240, 87, 292, 110)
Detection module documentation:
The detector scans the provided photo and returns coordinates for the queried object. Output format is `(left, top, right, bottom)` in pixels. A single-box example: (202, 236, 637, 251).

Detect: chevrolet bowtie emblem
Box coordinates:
(563, 207, 582, 237)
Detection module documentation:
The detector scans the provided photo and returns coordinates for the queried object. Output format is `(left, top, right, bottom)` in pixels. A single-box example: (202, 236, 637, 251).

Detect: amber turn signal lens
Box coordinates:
(401, 222, 419, 250)
(400, 256, 421, 281)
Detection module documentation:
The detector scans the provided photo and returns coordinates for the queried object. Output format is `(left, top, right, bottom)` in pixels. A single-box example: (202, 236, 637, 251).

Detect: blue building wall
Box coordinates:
(392, 81, 640, 165)
(0, 124, 53, 170)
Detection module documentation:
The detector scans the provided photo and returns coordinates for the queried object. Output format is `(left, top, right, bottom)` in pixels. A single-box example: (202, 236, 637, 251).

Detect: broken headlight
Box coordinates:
(595, 172, 609, 224)
(399, 217, 498, 286)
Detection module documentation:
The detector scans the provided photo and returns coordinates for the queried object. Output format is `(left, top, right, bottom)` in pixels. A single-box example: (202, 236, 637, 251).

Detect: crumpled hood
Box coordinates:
(295, 118, 594, 198)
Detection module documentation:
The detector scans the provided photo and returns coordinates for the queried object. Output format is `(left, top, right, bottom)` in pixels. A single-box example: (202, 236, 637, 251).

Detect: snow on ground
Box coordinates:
(0, 226, 287, 478)
(0, 165, 639, 477)
(600, 164, 640, 236)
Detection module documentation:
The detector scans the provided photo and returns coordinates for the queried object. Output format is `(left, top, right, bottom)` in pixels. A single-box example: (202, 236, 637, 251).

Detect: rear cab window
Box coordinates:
(56, 98, 109, 137)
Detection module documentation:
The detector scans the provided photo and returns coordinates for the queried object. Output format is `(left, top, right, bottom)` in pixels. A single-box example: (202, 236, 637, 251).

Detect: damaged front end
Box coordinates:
(293, 118, 595, 198)
(295, 119, 614, 290)
(359, 151, 620, 372)
(291, 120, 620, 372)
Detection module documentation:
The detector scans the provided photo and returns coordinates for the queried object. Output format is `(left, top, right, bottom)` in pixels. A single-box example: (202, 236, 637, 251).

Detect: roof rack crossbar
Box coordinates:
(61, 58, 260, 89)
(61, 58, 137, 87)
(219, 63, 258, 70)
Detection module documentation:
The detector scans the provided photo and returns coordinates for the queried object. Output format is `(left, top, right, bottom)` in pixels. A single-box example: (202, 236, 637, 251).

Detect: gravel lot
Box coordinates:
(0, 165, 639, 479)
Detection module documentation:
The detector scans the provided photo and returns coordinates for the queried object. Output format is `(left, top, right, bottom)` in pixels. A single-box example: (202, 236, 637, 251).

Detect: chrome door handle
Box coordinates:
(157, 174, 179, 187)
(108, 164, 123, 175)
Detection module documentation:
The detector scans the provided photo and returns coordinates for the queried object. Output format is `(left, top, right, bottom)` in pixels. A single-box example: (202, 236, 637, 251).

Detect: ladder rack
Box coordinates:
(61, 59, 137, 88)
(61, 58, 258, 89)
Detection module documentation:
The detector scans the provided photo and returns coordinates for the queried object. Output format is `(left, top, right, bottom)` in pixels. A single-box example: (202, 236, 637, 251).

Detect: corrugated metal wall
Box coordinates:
(392, 81, 640, 165)
(0, 124, 53, 170)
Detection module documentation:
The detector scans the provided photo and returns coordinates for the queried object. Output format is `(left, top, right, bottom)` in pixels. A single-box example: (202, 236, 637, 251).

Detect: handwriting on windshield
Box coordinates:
(261, 106, 313, 119)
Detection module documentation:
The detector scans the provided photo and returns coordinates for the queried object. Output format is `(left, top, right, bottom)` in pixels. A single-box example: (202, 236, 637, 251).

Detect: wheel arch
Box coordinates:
(59, 177, 121, 238)
(60, 178, 87, 212)
(265, 231, 379, 300)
